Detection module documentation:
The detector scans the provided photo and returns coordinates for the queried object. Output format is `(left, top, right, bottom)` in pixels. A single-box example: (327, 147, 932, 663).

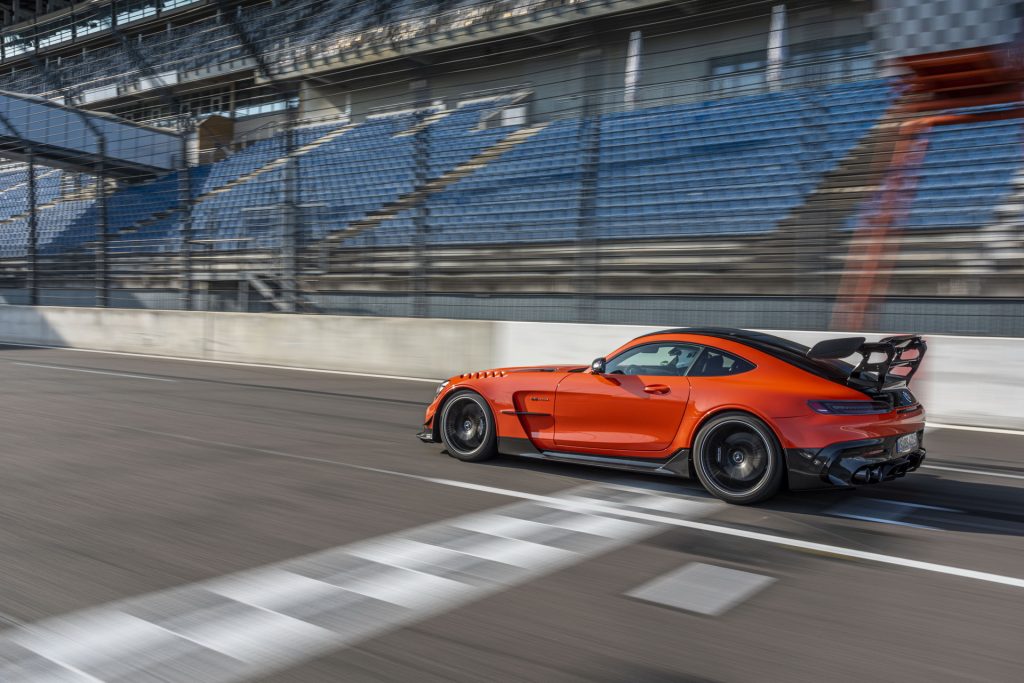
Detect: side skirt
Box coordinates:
(497, 437, 691, 478)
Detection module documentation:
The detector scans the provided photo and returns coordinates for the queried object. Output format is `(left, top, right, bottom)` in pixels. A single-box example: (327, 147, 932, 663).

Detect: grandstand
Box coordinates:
(0, 0, 1019, 331)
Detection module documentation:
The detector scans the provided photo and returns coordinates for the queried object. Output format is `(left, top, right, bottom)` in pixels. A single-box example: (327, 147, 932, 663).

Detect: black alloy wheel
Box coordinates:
(439, 392, 498, 462)
(693, 412, 784, 504)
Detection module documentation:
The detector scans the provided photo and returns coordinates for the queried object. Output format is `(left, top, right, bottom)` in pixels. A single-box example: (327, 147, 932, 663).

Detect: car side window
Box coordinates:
(689, 348, 755, 377)
(605, 343, 701, 377)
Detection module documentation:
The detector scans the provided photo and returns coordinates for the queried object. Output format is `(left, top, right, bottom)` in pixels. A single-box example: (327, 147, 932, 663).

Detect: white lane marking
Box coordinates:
(348, 532, 574, 572)
(0, 485, 713, 682)
(427, 533, 574, 569)
(0, 341, 441, 383)
(172, 607, 336, 666)
(927, 422, 1024, 437)
(10, 362, 176, 382)
(827, 498, 927, 529)
(345, 538, 467, 572)
(423, 479, 1024, 590)
(451, 513, 638, 541)
(828, 497, 959, 528)
(868, 499, 961, 513)
(527, 511, 651, 538)
(84, 423, 1024, 590)
(922, 464, 1024, 481)
(628, 562, 776, 616)
(341, 567, 468, 610)
(208, 570, 343, 613)
(10, 611, 179, 672)
(827, 513, 938, 531)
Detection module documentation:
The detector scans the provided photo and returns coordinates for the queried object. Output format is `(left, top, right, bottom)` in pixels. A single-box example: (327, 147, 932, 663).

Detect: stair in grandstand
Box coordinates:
(828, 109, 1024, 281)
(196, 121, 358, 202)
(115, 121, 359, 238)
(109, 104, 522, 251)
(0, 176, 105, 227)
(325, 122, 550, 243)
(981, 169, 1024, 271)
(750, 103, 905, 275)
(392, 110, 455, 138)
(0, 168, 59, 199)
(244, 271, 320, 314)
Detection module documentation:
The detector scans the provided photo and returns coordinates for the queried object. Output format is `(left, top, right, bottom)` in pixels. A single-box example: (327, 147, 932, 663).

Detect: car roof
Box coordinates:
(634, 327, 811, 354)
(635, 327, 852, 382)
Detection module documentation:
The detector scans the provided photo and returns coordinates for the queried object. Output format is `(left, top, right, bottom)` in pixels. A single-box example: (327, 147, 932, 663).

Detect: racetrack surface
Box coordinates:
(0, 344, 1021, 682)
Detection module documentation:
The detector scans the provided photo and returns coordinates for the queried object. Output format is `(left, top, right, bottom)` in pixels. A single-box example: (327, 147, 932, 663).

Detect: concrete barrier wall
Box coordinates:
(1, 306, 1020, 429)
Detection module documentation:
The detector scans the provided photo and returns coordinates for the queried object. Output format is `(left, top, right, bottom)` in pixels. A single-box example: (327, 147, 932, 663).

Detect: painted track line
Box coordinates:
(0, 341, 442, 383)
(927, 422, 1024, 437)
(922, 464, 1024, 481)
(10, 362, 176, 382)
(84, 424, 1024, 591)
(0, 485, 714, 682)
(431, 479, 1024, 589)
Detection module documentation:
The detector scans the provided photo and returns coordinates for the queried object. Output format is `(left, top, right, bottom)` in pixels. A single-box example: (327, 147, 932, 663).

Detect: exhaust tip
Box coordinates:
(851, 467, 871, 484)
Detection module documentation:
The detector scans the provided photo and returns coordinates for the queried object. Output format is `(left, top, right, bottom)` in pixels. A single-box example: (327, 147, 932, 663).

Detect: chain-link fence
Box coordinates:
(0, 0, 1020, 335)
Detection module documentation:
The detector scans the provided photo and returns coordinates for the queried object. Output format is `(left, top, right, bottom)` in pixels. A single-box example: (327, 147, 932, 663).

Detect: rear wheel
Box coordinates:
(439, 391, 498, 462)
(692, 412, 784, 504)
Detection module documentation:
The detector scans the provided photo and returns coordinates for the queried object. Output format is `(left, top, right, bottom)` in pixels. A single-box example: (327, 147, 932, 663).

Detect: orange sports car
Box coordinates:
(417, 328, 927, 504)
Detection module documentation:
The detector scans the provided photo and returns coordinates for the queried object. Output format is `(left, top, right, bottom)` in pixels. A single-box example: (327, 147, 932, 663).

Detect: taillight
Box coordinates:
(807, 400, 892, 415)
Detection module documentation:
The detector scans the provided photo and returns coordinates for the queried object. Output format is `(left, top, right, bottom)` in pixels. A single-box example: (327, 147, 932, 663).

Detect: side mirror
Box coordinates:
(591, 357, 607, 374)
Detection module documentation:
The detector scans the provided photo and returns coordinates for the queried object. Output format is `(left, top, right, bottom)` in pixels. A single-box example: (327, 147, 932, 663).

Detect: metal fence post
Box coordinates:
(96, 138, 109, 308)
(178, 119, 194, 311)
(411, 77, 431, 318)
(115, 30, 194, 312)
(30, 56, 111, 307)
(27, 150, 38, 306)
(218, 0, 301, 313)
(0, 111, 40, 305)
(576, 47, 603, 324)
(281, 91, 299, 313)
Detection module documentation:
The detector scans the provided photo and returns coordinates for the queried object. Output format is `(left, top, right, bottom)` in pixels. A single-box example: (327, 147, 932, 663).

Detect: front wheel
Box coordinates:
(692, 412, 784, 504)
(439, 391, 498, 462)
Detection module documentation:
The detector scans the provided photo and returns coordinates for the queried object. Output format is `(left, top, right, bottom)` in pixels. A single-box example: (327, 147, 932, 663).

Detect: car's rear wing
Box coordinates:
(806, 335, 927, 393)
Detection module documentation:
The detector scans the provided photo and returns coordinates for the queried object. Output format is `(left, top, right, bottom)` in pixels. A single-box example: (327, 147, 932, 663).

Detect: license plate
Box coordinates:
(896, 433, 919, 454)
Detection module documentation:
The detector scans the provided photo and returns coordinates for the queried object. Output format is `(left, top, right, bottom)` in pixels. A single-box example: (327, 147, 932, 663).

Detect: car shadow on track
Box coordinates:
(470, 454, 1024, 539)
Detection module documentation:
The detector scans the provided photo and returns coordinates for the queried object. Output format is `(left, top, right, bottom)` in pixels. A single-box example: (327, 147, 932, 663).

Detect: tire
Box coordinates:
(692, 412, 784, 505)
(438, 391, 498, 462)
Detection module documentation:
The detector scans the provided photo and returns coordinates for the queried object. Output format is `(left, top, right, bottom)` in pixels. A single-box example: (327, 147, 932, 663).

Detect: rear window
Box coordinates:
(738, 335, 853, 382)
(689, 349, 755, 377)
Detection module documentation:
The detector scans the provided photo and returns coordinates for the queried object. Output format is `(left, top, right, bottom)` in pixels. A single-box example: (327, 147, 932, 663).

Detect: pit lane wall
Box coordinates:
(0, 306, 1020, 430)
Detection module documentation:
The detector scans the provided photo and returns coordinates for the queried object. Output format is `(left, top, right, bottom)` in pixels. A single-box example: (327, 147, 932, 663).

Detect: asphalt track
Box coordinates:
(0, 344, 1021, 682)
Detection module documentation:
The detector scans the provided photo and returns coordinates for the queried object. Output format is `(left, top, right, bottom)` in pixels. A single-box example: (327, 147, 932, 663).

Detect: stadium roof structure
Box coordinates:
(0, 89, 179, 176)
(1, 1, 85, 29)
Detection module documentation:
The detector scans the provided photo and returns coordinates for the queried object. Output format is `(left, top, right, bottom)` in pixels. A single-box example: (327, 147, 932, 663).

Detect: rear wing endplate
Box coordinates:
(807, 335, 927, 392)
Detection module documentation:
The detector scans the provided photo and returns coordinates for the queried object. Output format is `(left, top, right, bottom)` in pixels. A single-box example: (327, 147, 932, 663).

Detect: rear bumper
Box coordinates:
(786, 432, 926, 490)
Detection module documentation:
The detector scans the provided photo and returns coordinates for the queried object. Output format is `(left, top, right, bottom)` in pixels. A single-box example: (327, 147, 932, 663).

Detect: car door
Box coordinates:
(552, 342, 699, 453)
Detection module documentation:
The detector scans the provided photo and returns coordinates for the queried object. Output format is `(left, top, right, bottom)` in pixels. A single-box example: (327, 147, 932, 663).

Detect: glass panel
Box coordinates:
(2, 30, 36, 58)
(709, 51, 766, 95)
(75, 6, 114, 38)
(606, 344, 701, 376)
(37, 16, 75, 49)
(234, 98, 298, 119)
(161, 0, 203, 11)
(115, 0, 160, 26)
(689, 350, 755, 377)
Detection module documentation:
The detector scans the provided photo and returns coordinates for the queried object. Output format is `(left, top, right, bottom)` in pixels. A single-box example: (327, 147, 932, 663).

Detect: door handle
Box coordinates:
(643, 384, 670, 395)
